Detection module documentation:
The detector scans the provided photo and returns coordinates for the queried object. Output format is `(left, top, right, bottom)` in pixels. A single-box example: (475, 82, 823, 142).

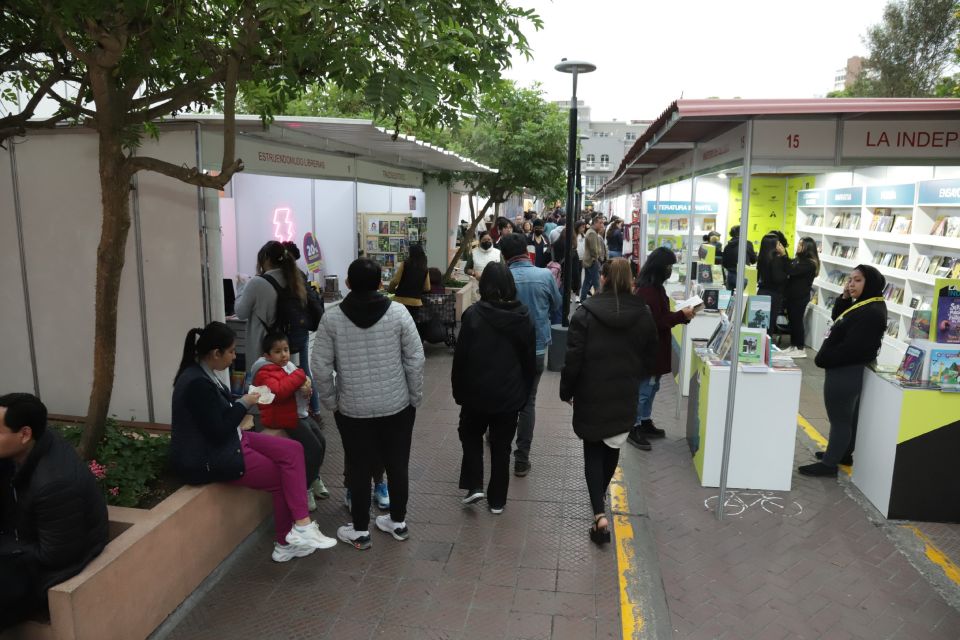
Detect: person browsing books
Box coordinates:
(782, 237, 821, 358)
(798, 265, 887, 477)
(757, 233, 790, 338)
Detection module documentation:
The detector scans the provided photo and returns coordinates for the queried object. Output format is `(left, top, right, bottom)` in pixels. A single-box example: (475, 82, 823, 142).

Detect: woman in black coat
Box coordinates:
(799, 265, 887, 477)
(452, 263, 536, 513)
(757, 233, 790, 337)
(782, 237, 820, 357)
(560, 258, 657, 544)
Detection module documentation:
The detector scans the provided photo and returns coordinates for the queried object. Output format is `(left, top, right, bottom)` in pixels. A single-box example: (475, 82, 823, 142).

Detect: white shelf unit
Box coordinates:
(796, 180, 960, 363)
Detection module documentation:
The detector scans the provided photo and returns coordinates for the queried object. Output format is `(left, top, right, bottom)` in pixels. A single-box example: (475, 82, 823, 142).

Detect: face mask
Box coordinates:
(480, 241, 492, 250)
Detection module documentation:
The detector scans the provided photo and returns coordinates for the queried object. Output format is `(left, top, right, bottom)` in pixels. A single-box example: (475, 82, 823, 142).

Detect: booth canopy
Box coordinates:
(170, 113, 495, 174)
(599, 98, 960, 193)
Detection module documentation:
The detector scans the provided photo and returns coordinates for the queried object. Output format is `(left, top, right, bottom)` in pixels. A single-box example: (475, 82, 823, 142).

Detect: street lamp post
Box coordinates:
(555, 59, 595, 327)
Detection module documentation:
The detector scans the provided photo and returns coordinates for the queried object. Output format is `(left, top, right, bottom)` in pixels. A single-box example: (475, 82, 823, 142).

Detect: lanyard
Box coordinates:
(835, 296, 884, 322)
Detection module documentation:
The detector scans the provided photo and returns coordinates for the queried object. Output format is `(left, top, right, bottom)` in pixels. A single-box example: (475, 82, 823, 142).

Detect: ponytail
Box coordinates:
(174, 322, 236, 383)
(259, 240, 306, 304)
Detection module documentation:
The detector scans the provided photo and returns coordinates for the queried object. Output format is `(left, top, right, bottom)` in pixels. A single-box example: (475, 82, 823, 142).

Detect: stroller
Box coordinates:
(414, 292, 458, 347)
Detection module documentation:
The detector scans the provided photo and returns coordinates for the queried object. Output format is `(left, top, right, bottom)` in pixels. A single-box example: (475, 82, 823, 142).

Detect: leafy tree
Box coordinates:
(847, 0, 960, 96)
(0, 1, 539, 458)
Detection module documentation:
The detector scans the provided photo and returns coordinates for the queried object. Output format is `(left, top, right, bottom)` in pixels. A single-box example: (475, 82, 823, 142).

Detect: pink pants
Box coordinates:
(228, 430, 309, 544)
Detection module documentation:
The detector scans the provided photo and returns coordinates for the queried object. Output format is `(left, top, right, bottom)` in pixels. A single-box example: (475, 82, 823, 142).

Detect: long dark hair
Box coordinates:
(757, 233, 781, 277)
(605, 219, 621, 241)
(257, 240, 306, 303)
(405, 243, 427, 273)
(796, 236, 820, 276)
(175, 321, 235, 383)
(637, 247, 677, 287)
(478, 262, 518, 303)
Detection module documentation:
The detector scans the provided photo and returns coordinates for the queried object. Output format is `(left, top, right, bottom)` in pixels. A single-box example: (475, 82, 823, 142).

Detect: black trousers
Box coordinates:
(823, 365, 864, 466)
(583, 440, 621, 516)
(335, 406, 415, 530)
(785, 297, 809, 349)
(286, 416, 326, 487)
(0, 552, 41, 631)
(458, 407, 519, 509)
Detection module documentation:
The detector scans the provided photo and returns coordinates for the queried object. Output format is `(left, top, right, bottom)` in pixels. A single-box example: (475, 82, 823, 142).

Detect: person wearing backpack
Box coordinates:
(282, 242, 325, 418)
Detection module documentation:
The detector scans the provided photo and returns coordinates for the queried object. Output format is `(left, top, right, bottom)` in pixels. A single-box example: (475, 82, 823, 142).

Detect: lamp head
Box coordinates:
(555, 59, 597, 74)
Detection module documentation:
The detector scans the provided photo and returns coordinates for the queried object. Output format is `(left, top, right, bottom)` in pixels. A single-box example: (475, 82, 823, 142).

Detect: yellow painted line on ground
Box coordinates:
(797, 414, 851, 476)
(610, 466, 643, 639)
(902, 525, 960, 587)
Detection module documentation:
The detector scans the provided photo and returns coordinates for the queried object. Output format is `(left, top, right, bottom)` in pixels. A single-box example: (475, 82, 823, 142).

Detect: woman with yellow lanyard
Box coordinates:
(799, 265, 887, 477)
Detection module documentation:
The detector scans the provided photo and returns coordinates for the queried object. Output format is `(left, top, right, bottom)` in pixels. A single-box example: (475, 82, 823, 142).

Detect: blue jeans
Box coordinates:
(514, 354, 546, 463)
(635, 375, 661, 423)
(580, 262, 600, 300)
(608, 250, 622, 258)
(291, 336, 321, 414)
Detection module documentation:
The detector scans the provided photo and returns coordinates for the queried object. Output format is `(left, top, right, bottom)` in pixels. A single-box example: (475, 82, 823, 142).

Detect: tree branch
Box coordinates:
(45, 84, 97, 119)
(127, 155, 244, 189)
(220, 54, 239, 176)
(42, 2, 94, 66)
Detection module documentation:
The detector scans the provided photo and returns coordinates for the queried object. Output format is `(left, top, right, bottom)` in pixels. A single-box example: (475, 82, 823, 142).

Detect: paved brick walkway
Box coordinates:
(633, 357, 960, 639)
(160, 345, 622, 640)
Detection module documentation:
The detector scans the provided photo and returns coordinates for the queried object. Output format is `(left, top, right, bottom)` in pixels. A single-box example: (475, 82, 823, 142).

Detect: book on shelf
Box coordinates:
(378, 221, 390, 234)
(915, 255, 931, 272)
(706, 317, 729, 352)
(738, 328, 766, 363)
(932, 279, 960, 344)
(696, 263, 714, 284)
(366, 218, 381, 234)
(885, 317, 899, 338)
(929, 349, 960, 390)
(896, 346, 925, 381)
(718, 289, 732, 310)
(745, 295, 772, 329)
(947, 218, 960, 238)
(891, 215, 911, 234)
(702, 288, 720, 311)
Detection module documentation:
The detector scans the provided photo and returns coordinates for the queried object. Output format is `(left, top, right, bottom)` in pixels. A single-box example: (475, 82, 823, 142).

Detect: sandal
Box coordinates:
(590, 514, 611, 545)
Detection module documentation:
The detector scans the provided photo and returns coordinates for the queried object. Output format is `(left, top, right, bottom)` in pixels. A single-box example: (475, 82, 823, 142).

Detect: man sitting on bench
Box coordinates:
(0, 393, 108, 629)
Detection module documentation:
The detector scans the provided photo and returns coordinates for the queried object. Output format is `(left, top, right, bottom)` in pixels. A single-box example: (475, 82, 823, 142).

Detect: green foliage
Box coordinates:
(56, 420, 170, 508)
(846, 0, 960, 96)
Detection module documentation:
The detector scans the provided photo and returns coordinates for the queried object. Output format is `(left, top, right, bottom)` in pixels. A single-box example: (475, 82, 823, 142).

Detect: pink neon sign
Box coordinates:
(272, 207, 294, 242)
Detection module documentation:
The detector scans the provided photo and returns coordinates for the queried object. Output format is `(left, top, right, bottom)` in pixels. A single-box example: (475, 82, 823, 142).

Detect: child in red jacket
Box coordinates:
(252, 332, 328, 509)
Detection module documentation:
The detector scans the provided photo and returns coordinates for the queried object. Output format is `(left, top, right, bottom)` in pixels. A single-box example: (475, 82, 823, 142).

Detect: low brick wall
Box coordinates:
(1, 484, 272, 640)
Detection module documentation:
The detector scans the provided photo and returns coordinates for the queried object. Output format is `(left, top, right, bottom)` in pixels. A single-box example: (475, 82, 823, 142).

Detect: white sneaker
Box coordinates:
(307, 490, 317, 512)
(286, 521, 337, 550)
(375, 514, 410, 541)
(271, 542, 314, 563)
(337, 523, 372, 550)
(311, 477, 330, 499)
(789, 348, 807, 358)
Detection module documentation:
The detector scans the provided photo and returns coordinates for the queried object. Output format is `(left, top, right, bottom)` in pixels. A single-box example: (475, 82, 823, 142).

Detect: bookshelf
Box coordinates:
(797, 179, 960, 356)
(360, 213, 428, 284)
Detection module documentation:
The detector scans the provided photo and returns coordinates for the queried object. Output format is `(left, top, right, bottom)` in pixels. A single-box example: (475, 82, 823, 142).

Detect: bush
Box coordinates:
(443, 277, 469, 288)
(56, 419, 170, 508)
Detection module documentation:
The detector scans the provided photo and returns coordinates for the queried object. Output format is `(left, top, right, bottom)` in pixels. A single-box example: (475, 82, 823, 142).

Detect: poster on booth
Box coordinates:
(931, 279, 960, 344)
(726, 176, 814, 253)
(302, 232, 323, 275)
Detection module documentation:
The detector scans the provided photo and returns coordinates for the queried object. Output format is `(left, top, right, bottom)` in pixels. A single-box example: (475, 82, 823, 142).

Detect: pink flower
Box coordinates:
(108, 487, 120, 497)
(89, 460, 107, 480)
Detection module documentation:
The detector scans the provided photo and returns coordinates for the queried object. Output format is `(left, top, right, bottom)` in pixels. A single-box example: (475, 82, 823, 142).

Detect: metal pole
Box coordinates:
(653, 173, 662, 249)
(716, 120, 755, 521)
(676, 145, 698, 419)
(561, 72, 579, 326)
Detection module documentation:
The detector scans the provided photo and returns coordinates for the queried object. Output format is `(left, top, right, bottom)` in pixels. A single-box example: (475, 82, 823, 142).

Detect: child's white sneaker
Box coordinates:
(271, 542, 314, 563)
(337, 523, 372, 550)
(375, 514, 409, 541)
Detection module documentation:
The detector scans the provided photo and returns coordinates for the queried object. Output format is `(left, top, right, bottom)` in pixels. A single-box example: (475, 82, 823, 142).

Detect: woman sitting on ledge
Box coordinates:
(170, 321, 336, 562)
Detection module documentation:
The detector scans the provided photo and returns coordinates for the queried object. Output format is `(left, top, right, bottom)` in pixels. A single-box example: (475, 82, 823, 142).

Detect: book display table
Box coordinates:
(673, 313, 722, 396)
(852, 369, 960, 522)
(686, 350, 802, 491)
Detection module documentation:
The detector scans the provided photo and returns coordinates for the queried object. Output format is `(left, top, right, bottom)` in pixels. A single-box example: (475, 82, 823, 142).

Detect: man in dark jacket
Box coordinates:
(0, 393, 108, 629)
(721, 225, 757, 291)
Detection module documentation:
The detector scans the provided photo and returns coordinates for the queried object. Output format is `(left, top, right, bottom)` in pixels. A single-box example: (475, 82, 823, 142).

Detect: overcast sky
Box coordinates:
(502, 0, 893, 121)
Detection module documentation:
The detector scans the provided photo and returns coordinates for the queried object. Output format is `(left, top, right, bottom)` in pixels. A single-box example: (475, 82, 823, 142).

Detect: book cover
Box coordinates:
(718, 290, 732, 311)
(745, 295, 772, 329)
(929, 349, 960, 387)
(738, 328, 766, 364)
(896, 346, 924, 381)
(367, 218, 381, 234)
(707, 318, 729, 353)
(717, 325, 736, 360)
(702, 289, 720, 311)
(908, 309, 932, 339)
(378, 221, 390, 234)
(933, 280, 960, 343)
(389, 220, 401, 235)
(697, 263, 713, 284)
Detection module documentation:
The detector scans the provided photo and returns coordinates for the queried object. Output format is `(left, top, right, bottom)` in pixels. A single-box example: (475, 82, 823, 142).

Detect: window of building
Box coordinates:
(625, 132, 636, 140)
(600, 154, 610, 169)
(585, 154, 595, 168)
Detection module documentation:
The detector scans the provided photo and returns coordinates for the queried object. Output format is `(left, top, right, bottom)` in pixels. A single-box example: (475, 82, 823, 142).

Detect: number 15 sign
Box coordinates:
(752, 120, 838, 159)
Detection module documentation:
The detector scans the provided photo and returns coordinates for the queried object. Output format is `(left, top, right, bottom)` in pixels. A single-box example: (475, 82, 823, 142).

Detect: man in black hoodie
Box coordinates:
(0, 394, 108, 629)
(721, 225, 757, 290)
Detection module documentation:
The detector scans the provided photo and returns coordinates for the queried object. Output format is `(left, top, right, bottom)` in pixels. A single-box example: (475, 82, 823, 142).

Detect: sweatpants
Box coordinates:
(822, 364, 865, 467)
(785, 297, 809, 349)
(336, 406, 416, 531)
(514, 354, 546, 464)
(228, 430, 309, 544)
(458, 407, 519, 509)
(0, 550, 41, 631)
(583, 440, 620, 516)
(285, 416, 326, 486)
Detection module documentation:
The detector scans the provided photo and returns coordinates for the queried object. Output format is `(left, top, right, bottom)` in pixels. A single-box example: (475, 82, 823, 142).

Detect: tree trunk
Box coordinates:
(444, 195, 495, 280)
(80, 131, 131, 459)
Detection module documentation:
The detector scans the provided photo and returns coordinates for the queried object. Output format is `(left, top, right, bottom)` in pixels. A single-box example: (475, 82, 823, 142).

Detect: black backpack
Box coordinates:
(259, 274, 316, 351)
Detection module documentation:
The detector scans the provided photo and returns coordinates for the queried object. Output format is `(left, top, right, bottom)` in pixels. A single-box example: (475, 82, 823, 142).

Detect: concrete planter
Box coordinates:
(3, 484, 271, 640)
(447, 280, 476, 321)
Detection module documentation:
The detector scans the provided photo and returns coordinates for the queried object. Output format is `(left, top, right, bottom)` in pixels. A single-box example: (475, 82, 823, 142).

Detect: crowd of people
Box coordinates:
(0, 209, 886, 628)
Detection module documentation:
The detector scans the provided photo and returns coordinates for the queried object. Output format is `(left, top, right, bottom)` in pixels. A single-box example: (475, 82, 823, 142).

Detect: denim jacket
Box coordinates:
(508, 259, 562, 354)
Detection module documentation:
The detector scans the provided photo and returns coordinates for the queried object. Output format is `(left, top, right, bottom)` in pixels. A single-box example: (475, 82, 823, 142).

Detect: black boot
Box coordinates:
(815, 451, 853, 465)
(627, 426, 652, 451)
(637, 419, 665, 438)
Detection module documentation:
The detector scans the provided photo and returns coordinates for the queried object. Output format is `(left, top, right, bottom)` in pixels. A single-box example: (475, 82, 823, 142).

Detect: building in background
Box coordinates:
(833, 56, 866, 92)
(553, 99, 651, 205)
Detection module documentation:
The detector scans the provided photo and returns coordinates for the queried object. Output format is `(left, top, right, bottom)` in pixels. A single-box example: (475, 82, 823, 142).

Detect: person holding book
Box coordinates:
(628, 247, 696, 450)
(782, 237, 821, 358)
(799, 265, 887, 477)
(757, 233, 790, 338)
